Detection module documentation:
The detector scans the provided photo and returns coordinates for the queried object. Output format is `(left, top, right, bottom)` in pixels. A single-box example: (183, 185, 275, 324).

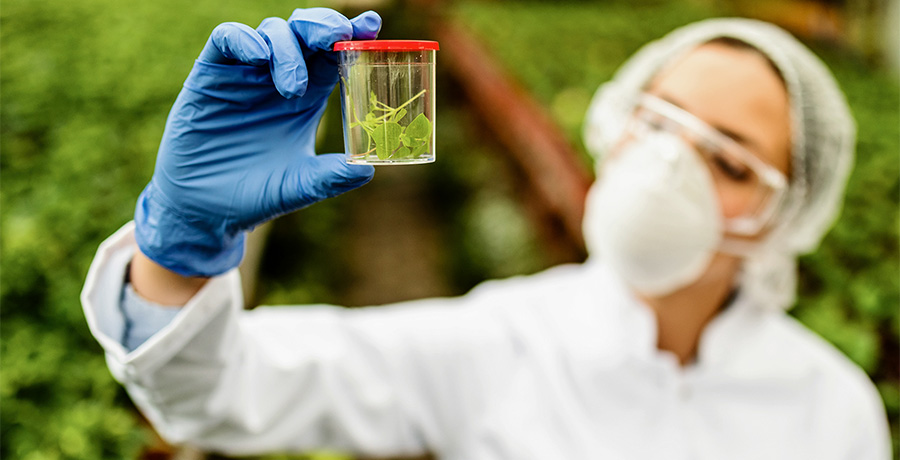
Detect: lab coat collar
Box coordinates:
(580, 259, 809, 380)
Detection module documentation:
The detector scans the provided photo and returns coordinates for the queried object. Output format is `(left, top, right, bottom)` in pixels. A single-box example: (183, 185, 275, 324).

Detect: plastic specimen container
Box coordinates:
(335, 40, 439, 165)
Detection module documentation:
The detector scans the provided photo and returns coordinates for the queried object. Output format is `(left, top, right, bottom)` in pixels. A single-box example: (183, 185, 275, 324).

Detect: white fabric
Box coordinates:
(82, 223, 890, 459)
(583, 18, 856, 311)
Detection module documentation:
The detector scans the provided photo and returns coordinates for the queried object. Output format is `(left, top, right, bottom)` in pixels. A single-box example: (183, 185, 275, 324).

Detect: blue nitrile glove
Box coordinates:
(134, 8, 382, 277)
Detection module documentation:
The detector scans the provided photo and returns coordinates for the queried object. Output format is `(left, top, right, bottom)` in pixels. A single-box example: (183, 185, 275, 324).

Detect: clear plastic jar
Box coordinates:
(335, 40, 439, 165)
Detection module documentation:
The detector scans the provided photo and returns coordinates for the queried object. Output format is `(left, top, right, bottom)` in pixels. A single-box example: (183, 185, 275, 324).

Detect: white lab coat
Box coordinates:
(81, 223, 891, 459)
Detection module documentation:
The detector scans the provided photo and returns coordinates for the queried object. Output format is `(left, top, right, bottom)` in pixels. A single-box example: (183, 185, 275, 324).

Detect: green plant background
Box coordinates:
(2, 0, 897, 459)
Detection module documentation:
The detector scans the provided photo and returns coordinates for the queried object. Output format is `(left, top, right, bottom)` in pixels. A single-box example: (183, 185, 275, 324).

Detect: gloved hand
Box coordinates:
(135, 8, 382, 277)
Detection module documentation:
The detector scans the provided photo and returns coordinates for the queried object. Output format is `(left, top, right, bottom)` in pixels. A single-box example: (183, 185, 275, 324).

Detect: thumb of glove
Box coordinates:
(270, 154, 375, 221)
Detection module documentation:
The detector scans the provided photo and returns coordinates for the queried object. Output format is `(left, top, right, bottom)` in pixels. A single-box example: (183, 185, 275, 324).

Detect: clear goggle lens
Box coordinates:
(625, 93, 788, 235)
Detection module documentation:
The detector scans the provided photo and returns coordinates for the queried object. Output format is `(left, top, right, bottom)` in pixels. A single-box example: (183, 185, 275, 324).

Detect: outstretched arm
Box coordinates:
(83, 224, 521, 457)
(129, 249, 207, 306)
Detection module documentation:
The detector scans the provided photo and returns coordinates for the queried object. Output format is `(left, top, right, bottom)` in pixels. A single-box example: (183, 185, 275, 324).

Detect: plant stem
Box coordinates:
(372, 89, 427, 123)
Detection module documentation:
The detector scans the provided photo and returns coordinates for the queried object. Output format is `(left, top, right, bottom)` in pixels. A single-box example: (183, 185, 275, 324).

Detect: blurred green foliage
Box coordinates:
(1, 0, 897, 459)
(454, 0, 899, 455)
(0, 1, 330, 458)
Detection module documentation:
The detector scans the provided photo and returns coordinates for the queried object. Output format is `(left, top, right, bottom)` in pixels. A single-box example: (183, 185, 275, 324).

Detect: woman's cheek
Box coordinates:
(716, 189, 752, 220)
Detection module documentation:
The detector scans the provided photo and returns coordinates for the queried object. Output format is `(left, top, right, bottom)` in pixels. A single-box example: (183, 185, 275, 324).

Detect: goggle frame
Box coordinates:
(630, 93, 788, 235)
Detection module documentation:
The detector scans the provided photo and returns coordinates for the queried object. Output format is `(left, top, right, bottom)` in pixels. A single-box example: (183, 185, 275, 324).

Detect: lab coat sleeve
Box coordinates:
(840, 369, 893, 460)
(81, 223, 521, 457)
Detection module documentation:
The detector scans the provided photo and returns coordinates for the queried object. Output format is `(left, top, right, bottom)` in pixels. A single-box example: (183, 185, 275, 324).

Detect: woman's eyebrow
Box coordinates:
(655, 93, 762, 152)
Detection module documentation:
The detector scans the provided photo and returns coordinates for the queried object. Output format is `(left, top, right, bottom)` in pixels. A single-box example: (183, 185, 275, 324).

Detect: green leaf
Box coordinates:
(382, 122, 402, 150)
(404, 113, 432, 140)
(410, 141, 429, 158)
(372, 122, 402, 160)
(391, 108, 407, 123)
(393, 146, 411, 158)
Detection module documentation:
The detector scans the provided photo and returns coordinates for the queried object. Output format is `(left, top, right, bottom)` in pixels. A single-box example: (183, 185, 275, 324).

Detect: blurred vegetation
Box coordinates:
(1, 0, 896, 459)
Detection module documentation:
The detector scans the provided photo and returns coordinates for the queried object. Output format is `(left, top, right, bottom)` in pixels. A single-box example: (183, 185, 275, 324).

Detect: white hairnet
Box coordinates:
(583, 18, 856, 310)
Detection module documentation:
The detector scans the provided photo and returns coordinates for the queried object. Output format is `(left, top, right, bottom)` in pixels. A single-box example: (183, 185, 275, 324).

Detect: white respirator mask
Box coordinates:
(583, 131, 724, 296)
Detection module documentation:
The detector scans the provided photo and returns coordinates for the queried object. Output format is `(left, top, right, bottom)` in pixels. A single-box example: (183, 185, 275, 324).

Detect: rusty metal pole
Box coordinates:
(432, 19, 593, 262)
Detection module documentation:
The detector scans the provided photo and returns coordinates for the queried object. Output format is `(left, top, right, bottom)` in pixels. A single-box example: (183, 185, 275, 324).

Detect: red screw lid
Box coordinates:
(334, 40, 439, 51)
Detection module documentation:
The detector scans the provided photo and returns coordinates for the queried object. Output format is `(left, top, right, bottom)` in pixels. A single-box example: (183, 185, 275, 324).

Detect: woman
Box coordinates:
(81, 8, 890, 459)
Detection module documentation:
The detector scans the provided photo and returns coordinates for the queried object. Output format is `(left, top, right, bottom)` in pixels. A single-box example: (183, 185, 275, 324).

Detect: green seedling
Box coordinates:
(347, 86, 432, 160)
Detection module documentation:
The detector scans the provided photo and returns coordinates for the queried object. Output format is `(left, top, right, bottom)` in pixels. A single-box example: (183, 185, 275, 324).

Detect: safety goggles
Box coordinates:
(625, 93, 788, 235)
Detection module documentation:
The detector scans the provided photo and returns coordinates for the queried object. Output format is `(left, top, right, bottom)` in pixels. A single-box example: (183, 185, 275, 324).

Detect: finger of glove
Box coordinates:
(280, 154, 374, 212)
(350, 11, 382, 39)
(200, 22, 270, 65)
(257, 17, 309, 98)
(287, 8, 354, 53)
